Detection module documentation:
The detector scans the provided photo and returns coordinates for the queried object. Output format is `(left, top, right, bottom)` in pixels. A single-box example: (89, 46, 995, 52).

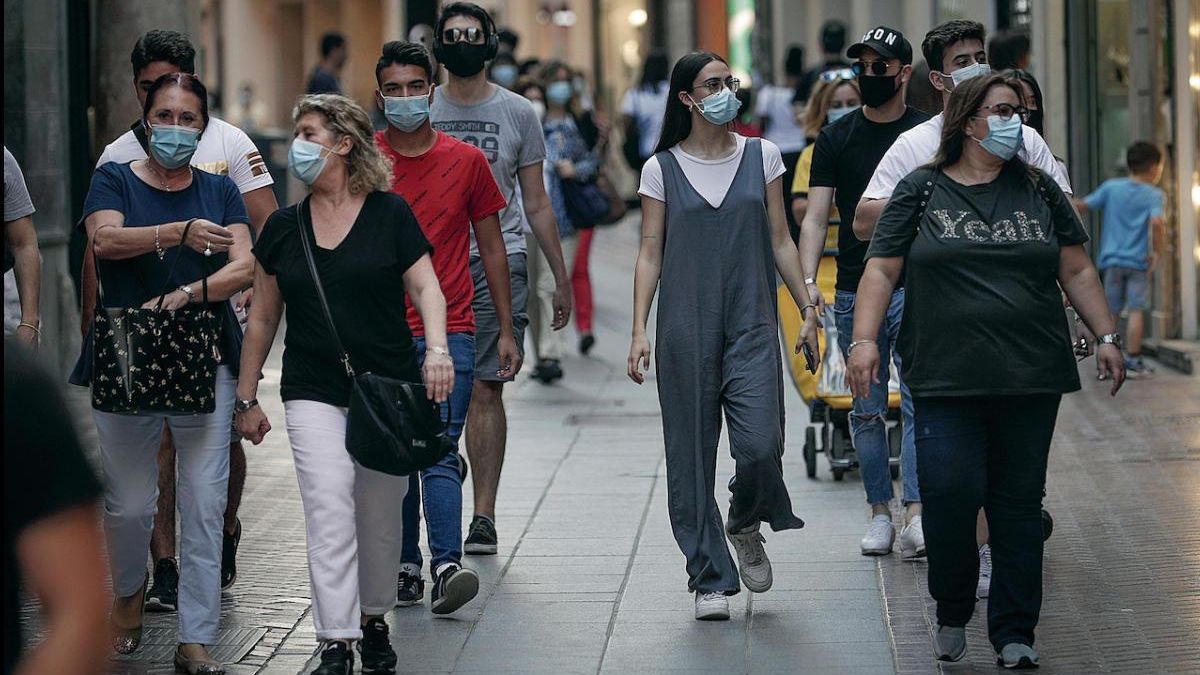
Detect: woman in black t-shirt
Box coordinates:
(235, 94, 452, 675)
(846, 75, 1124, 669)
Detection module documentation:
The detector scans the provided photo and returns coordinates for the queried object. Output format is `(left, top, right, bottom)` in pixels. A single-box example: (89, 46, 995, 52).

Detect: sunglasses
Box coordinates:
(820, 68, 856, 82)
(851, 60, 899, 77)
(442, 27, 486, 45)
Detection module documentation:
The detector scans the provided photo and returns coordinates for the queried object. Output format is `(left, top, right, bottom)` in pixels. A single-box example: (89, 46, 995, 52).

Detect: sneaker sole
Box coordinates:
(144, 598, 176, 613)
(464, 542, 498, 555)
(394, 596, 423, 607)
(860, 545, 893, 556)
(432, 570, 479, 615)
(998, 656, 1039, 669)
(936, 647, 967, 663)
(221, 574, 236, 591)
(695, 608, 731, 621)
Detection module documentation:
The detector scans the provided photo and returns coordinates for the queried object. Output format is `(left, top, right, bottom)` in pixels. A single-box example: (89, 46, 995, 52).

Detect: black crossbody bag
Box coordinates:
(296, 199, 453, 476)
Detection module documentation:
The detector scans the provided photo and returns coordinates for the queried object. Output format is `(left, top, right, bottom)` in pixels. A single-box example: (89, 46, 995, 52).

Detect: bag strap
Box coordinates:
(295, 198, 356, 378)
(92, 218, 204, 312)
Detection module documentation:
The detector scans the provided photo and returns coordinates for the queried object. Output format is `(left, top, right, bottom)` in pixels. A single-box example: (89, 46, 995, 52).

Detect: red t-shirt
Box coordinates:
(376, 130, 507, 336)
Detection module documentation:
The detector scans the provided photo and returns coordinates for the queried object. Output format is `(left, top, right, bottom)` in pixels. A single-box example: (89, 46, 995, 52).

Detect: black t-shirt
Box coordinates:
(867, 164, 1090, 397)
(4, 341, 102, 671)
(809, 107, 930, 292)
(254, 191, 431, 407)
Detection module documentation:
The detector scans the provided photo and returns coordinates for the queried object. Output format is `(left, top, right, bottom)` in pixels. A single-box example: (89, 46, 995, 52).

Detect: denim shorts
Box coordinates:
(1102, 266, 1149, 313)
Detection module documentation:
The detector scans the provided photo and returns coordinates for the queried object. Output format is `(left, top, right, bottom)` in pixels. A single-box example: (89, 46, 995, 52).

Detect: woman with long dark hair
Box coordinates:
(620, 50, 670, 170)
(847, 74, 1123, 668)
(627, 51, 821, 621)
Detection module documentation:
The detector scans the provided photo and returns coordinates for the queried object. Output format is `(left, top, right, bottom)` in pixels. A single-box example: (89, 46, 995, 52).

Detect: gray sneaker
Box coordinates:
(933, 625, 967, 662)
(998, 643, 1039, 669)
(977, 545, 992, 599)
(727, 525, 772, 592)
(861, 514, 895, 555)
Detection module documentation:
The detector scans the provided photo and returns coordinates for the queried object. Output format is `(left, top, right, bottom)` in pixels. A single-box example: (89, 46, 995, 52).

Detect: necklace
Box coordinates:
(147, 162, 192, 191)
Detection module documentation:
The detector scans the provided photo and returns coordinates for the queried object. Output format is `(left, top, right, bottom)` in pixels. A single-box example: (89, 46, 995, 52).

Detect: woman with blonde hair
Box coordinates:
(236, 94, 453, 675)
(790, 71, 860, 226)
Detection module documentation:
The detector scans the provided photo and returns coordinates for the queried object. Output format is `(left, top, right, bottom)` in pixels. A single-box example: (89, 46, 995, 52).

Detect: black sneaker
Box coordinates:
(531, 359, 563, 384)
(357, 618, 397, 674)
(579, 334, 596, 355)
(395, 566, 425, 607)
(312, 641, 353, 675)
(431, 565, 480, 615)
(221, 518, 241, 590)
(145, 558, 178, 612)
(464, 515, 498, 555)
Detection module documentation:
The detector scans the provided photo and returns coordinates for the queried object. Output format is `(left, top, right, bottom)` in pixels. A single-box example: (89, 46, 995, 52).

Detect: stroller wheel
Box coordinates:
(803, 428, 818, 478)
(1041, 509, 1053, 541)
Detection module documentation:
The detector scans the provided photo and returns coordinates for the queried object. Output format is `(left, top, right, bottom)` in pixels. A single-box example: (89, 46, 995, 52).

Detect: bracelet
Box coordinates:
(17, 321, 40, 335)
(804, 277, 817, 285)
(847, 339, 875, 355)
(154, 224, 166, 260)
(799, 303, 817, 318)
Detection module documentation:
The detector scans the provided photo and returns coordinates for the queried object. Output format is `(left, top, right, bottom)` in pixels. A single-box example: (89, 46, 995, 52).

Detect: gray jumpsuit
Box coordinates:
(654, 138, 805, 595)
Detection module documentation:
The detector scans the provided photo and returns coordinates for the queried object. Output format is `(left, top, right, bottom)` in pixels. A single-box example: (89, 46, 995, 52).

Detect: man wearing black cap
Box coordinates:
(794, 20, 850, 104)
(797, 25, 929, 559)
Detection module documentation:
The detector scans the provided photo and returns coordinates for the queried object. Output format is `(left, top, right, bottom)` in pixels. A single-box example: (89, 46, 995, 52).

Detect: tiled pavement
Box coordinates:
(23, 215, 1199, 674)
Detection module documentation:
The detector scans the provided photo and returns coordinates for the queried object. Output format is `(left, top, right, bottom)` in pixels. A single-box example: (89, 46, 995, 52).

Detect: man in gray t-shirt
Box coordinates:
(4, 147, 40, 346)
(429, 3, 573, 557)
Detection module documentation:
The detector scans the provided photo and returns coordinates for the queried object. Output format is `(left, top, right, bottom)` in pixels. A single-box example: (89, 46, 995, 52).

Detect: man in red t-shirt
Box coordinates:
(374, 41, 516, 617)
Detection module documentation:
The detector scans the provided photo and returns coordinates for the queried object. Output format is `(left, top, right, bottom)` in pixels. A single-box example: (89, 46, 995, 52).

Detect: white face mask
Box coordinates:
(946, 61, 991, 89)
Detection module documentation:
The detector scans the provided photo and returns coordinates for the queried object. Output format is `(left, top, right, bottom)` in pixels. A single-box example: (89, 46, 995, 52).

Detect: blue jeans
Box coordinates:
(833, 288, 919, 505)
(914, 394, 1060, 650)
(400, 333, 475, 570)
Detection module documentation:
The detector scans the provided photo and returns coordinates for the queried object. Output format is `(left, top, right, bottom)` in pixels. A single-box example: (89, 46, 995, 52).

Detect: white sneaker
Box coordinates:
(727, 525, 772, 592)
(861, 514, 895, 555)
(694, 591, 730, 621)
(977, 545, 992, 599)
(898, 515, 927, 559)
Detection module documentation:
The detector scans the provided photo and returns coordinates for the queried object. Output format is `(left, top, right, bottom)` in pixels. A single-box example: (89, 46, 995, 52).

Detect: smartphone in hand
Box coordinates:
(801, 342, 817, 374)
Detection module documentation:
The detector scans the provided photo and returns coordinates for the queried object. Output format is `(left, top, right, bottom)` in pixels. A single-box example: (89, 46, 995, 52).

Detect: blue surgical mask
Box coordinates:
(491, 64, 518, 87)
(976, 114, 1023, 160)
(383, 93, 431, 132)
(949, 62, 991, 88)
(147, 124, 201, 169)
(288, 138, 332, 184)
(691, 88, 741, 126)
(826, 105, 860, 124)
(547, 81, 573, 106)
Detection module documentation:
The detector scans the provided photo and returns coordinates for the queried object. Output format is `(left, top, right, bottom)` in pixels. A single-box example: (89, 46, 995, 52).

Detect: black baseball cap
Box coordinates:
(847, 26, 913, 65)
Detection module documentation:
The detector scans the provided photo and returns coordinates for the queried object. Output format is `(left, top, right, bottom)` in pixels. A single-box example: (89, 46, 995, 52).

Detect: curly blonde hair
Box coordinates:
(802, 77, 860, 139)
(293, 94, 392, 194)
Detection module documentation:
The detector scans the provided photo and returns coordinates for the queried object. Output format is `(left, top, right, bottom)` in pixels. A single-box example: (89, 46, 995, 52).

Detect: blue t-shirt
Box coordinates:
(70, 161, 250, 385)
(1084, 177, 1164, 271)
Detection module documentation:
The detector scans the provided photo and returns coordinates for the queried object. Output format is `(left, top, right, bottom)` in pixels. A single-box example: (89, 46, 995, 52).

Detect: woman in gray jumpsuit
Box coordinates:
(628, 52, 822, 621)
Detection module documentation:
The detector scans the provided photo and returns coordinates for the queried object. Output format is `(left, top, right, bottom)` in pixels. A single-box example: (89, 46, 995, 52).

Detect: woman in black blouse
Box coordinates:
(847, 74, 1123, 669)
(235, 94, 451, 675)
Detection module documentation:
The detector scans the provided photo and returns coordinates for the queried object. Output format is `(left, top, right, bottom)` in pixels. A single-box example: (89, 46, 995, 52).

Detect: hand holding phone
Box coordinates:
(801, 341, 817, 374)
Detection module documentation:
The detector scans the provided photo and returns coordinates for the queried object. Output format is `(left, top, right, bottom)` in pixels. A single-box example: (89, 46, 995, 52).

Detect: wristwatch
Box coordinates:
(804, 277, 817, 286)
(1097, 333, 1123, 349)
(234, 398, 259, 413)
(178, 284, 196, 303)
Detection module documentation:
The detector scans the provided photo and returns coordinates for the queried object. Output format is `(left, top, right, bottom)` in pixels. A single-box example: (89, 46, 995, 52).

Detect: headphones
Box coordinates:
(432, 5, 499, 63)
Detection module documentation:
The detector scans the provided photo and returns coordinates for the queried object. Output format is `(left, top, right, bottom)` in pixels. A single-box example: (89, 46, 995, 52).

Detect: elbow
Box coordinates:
(230, 258, 255, 291)
(851, 220, 870, 242)
(91, 232, 116, 260)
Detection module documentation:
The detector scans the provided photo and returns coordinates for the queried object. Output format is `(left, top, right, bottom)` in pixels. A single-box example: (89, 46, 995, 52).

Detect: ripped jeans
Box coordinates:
(833, 288, 919, 505)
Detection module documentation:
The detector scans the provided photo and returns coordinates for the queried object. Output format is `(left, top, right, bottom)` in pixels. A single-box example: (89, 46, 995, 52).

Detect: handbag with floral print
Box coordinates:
(90, 220, 221, 414)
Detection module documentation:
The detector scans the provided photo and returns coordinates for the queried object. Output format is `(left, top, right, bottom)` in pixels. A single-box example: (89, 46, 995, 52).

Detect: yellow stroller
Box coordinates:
(778, 222, 903, 480)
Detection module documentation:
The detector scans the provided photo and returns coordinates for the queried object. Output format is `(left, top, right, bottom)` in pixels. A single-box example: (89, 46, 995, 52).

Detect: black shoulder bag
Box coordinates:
(295, 199, 454, 476)
(91, 219, 222, 414)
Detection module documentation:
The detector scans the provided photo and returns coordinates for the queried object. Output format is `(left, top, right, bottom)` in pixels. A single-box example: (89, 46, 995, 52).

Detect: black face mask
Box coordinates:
(857, 72, 901, 109)
(1026, 109, 1044, 136)
(442, 42, 489, 77)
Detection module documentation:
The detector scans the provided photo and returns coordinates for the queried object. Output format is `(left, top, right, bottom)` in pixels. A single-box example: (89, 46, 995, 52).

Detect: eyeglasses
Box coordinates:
(691, 77, 740, 95)
(851, 60, 899, 77)
(972, 103, 1028, 121)
(820, 68, 856, 82)
(442, 27, 486, 45)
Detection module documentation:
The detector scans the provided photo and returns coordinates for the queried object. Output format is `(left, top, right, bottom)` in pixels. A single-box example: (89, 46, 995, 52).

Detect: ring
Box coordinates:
(204, 240, 213, 257)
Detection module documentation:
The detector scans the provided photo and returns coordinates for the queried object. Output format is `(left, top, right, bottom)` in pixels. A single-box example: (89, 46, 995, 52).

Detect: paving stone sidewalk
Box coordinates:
(24, 215, 1199, 674)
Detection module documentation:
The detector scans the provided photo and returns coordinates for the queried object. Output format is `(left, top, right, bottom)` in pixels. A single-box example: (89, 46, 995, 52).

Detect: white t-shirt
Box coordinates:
(621, 82, 670, 159)
(96, 116, 274, 195)
(754, 85, 805, 154)
(861, 112, 1072, 200)
(638, 135, 786, 208)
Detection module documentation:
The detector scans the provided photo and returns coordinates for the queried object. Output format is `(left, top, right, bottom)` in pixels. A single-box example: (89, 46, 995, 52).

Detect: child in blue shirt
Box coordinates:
(1075, 141, 1165, 377)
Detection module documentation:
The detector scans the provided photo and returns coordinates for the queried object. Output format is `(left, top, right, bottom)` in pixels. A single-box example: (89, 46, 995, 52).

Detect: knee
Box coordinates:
(471, 381, 503, 406)
(849, 409, 887, 431)
(105, 488, 157, 526)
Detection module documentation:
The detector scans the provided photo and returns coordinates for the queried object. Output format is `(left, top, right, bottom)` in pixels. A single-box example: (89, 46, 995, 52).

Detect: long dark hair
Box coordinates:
(1003, 69, 1044, 135)
(931, 73, 1024, 169)
(640, 50, 669, 90)
(653, 51, 727, 155)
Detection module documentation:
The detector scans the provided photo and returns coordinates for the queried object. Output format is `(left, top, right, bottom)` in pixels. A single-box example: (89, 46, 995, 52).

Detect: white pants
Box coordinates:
(92, 366, 235, 645)
(284, 400, 408, 641)
(526, 231, 579, 361)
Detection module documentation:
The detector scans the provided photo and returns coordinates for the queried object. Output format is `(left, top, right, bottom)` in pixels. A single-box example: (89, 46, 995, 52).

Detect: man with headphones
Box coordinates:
(430, 2, 573, 557)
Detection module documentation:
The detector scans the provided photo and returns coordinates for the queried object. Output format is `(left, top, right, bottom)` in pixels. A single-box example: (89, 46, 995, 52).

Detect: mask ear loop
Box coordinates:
(685, 93, 704, 113)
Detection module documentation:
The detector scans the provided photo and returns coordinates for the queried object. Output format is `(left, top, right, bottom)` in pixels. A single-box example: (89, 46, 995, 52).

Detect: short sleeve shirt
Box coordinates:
(4, 147, 36, 273)
(867, 164, 1090, 397)
(754, 85, 806, 154)
(431, 86, 545, 258)
(621, 82, 670, 159)
(70, 163, 250, 385)
(376, 130, 506, 336)
(96, 117, 274, 195)
(638, 135, 786, 207)
(1084, 177, 1166, 271)
(253, 192, 431, 407)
